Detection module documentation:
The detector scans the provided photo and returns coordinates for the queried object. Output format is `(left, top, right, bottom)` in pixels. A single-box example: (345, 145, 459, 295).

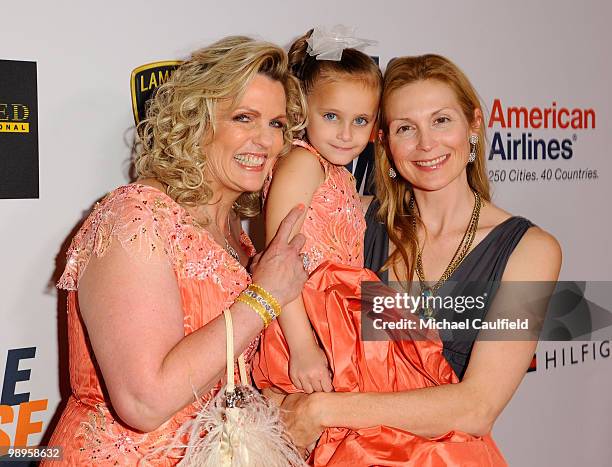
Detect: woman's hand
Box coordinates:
(289, 342, 333, 393)
(281, 392, 326, 451)
(251, 205, 308, 307)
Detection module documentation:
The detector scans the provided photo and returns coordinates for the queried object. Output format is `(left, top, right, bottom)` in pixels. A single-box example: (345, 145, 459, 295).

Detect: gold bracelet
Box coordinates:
(244, 285, 280, 321)
(248, 284, 282, 317)
(236, 293, 272, 328)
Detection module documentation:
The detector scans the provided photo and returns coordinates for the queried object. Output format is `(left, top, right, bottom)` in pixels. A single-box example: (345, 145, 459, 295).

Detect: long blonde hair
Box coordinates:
(375, 54, 490, 281)
(135, 36, 305, 217)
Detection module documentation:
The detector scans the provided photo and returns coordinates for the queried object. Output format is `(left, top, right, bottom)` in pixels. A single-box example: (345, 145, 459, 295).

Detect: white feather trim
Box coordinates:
(152, 385, 306, 467)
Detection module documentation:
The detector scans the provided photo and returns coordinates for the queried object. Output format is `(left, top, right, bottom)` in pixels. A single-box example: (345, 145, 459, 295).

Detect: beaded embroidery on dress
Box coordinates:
(289, 139, 365, 273)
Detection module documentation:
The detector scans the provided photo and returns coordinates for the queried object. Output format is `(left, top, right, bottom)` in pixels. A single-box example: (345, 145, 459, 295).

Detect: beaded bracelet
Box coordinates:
(236, 293, 272, 327)
(236, 283, 281, 328)
(247, 284, 281, 318)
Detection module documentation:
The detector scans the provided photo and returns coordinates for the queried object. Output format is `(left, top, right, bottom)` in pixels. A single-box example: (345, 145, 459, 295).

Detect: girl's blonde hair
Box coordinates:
(375, 54, 490, 281)
(135, 36, 305, 217)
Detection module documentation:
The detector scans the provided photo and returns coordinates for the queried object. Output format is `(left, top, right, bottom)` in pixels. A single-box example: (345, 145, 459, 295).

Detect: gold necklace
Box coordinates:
(411, 191, 482, 319)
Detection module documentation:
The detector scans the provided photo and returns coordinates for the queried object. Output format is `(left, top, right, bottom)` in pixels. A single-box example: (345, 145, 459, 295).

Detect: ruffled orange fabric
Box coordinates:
(253, 262, 506, 466)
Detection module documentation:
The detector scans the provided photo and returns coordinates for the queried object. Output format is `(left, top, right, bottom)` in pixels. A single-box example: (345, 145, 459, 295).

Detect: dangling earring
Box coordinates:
(468, 134, 478, 163)
(388, 167, 397, 178)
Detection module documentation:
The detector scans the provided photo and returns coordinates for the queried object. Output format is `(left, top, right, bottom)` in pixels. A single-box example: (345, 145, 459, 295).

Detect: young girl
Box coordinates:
(254, 28, 382, 394)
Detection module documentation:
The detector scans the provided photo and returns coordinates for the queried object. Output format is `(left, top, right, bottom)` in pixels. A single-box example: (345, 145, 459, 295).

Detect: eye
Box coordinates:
(354, 116, 369, 126)
(323, 112, 338, 121)
(396, 124, 414, 134)
(434, 116, 451, 125)
(270, 119, 286, 130)
(233, 113, 251, 123)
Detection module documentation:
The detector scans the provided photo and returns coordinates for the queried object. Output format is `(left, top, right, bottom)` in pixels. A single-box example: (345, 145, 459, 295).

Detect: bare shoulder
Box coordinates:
(480, 201, 561, 281)
(503, 224, 562, 281)
(478, 202, 513, 230)
(515, 226, 562, 259)
(269, 147, 326, 201)
(274, 147, 325, 183)
(136, 177, 165, 191)
(265, 147, 325, 241)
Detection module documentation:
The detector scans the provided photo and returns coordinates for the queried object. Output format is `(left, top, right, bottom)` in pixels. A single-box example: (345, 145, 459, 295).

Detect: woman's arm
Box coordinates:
(286, 227, 562, 441)
(78, 205, 307, 433)
(265, 148, 333, 392)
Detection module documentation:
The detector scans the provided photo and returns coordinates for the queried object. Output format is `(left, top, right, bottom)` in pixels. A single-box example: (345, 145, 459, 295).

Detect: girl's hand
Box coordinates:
(289, 342, 333, 393)
(281, 392, 326, 451)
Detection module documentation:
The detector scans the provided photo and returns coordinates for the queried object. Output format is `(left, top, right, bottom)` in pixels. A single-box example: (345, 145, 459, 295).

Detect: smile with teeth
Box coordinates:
(234, 153, 266, 167)
(414, 154, 448, 167)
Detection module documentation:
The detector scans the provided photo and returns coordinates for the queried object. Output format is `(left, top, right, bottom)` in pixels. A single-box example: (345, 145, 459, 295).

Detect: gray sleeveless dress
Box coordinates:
(363, 199, 534, 379)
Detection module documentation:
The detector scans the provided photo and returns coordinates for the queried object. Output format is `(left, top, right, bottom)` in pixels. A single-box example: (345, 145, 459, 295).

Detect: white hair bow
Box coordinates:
(306, 25, 377, 61)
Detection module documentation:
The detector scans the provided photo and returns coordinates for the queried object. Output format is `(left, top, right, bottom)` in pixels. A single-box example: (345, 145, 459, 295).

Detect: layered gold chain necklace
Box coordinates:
(410, 190, 482, 319)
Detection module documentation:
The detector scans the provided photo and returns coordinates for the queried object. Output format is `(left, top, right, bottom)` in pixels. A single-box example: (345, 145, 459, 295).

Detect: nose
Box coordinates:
(416, 128, 435, 152)
(253, 122, 276, 149)
(337, 122, 353, 143)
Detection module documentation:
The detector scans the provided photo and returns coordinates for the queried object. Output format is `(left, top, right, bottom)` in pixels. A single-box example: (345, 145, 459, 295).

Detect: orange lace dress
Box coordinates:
(44, 184, 258, 466)
(253, 142, 506, 466)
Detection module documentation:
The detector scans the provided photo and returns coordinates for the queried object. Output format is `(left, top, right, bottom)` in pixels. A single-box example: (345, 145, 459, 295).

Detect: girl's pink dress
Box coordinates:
(253, 142, 506, 466)
(289, 139, 366, 273)
(44, 184, 258, 466)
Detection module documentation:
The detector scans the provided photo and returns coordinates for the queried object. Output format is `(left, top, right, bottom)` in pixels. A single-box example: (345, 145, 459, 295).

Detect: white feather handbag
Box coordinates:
(175, 309, 306, 467)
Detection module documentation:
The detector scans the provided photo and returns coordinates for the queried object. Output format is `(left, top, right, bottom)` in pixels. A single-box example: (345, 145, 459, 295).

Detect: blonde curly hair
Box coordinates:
(135, 36, 306, 218)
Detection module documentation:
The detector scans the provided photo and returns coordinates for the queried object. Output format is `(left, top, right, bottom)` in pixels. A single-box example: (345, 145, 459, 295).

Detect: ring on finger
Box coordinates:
(300, 253, 310, 271)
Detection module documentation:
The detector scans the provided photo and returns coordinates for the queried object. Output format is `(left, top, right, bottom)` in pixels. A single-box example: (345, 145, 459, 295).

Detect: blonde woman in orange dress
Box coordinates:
(43, 36, 309, 465)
